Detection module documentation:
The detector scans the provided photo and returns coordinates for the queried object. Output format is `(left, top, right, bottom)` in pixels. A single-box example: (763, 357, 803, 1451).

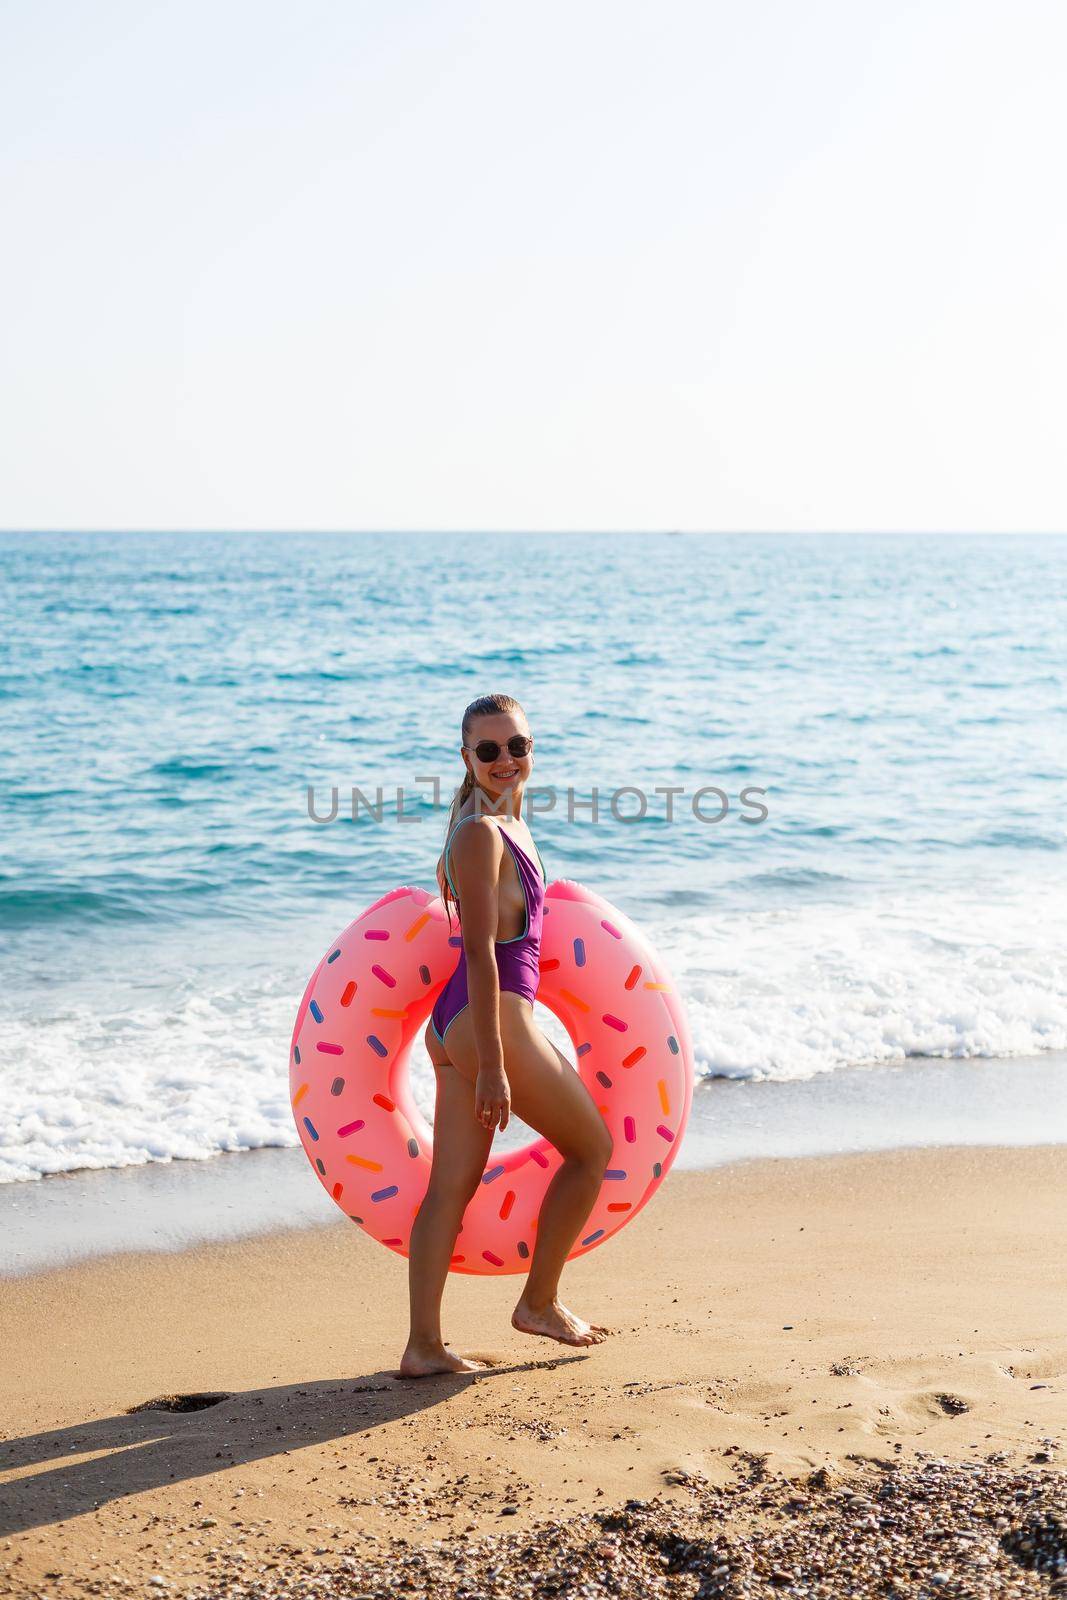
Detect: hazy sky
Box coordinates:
(2, 1, 1065, 532)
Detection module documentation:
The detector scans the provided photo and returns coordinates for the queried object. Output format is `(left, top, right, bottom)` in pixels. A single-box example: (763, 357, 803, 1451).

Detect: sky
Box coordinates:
(1, 0, 1065, 533)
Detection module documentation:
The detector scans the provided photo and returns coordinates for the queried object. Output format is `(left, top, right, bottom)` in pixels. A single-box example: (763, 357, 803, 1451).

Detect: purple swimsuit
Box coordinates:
(431, 816, 547, 1043)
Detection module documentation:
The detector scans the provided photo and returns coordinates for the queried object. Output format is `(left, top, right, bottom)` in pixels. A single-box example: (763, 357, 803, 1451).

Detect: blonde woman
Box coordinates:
(400, 694, 612, 1377)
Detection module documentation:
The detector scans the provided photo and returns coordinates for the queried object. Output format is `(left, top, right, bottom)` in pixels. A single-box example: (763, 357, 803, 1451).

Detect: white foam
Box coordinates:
(653, 875, 1067, 1081)
(0, 971, 302, 1185)
(2, 875, 1065, 1183)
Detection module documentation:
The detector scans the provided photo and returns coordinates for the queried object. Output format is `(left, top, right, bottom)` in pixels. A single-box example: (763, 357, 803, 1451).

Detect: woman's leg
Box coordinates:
(499, 1012, 614, 1346)
(399, 1024, 494, 1378)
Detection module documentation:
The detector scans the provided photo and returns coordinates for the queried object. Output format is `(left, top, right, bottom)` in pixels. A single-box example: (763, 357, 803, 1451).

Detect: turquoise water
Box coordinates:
(1, 530, 1065, 1182)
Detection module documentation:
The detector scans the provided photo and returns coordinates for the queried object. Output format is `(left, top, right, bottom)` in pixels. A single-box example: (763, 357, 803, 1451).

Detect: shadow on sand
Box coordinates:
(0, 1353, 588, 1537)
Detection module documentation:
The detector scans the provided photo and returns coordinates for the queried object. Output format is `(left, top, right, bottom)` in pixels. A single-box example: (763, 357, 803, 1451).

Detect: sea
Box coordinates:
(2, 530, 1065, 1200)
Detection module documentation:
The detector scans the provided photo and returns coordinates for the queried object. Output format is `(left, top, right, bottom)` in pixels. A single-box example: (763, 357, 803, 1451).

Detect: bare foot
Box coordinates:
(398, 1340, 487, 1378)
(511, 1295, 612, 1347)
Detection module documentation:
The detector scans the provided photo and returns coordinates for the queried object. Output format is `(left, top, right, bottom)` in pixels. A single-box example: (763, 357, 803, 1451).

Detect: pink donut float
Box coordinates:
(290, 878, 694, 1275)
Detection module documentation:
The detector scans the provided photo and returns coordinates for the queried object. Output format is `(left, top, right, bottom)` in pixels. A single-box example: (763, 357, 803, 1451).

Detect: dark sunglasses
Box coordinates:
(464, 735, 533, 763)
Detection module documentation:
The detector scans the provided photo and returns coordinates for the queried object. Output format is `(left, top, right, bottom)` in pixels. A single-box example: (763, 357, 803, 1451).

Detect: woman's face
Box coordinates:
(463, 713, 534, 797)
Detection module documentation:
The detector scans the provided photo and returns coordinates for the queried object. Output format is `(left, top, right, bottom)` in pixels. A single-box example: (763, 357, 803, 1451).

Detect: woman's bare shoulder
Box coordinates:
(447, 813, 504, 868)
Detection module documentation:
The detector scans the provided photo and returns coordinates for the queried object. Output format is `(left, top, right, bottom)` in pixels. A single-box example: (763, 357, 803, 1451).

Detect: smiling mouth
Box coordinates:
(492, 768, 518, 778)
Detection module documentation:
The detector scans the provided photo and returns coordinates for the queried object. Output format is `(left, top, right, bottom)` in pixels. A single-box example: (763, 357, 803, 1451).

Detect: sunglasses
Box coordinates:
(464, 735, 533, 763)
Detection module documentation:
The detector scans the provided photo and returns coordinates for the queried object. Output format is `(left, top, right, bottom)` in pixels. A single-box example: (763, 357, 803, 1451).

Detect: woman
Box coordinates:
(400, 693, 613, 1378)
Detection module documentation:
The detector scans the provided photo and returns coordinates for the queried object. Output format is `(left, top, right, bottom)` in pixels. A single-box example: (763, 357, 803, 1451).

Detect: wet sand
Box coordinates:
(5, 1049, 1065, 1278)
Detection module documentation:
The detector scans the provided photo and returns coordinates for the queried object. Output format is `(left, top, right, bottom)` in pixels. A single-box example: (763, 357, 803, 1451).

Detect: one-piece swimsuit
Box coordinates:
(430, 815, 547, 1043)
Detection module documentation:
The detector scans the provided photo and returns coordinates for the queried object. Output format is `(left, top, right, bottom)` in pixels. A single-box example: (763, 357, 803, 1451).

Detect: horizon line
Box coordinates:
(2, 527, 1066, 539)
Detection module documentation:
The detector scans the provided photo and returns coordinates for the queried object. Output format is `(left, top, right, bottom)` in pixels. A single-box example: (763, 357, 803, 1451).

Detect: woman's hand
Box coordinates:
(475, 1065, 511, 1132)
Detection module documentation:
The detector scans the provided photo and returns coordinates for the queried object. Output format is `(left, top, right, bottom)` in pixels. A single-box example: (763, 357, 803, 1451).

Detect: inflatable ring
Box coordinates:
(290, 879, 694, 1275)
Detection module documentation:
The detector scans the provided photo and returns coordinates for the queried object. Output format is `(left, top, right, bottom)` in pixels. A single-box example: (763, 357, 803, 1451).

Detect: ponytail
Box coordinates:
(440, 766, 475, 930)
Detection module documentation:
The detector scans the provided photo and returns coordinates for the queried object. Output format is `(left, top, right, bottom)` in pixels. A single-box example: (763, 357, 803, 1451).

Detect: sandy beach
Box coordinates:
(2, 1141, 1064, 1597)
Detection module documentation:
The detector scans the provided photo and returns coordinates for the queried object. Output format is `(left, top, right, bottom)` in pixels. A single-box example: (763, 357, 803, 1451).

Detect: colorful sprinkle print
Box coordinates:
(290, 880, 691, 1276)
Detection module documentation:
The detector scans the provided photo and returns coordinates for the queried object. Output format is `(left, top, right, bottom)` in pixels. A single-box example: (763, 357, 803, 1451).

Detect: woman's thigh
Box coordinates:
(425, 1055, 494, 1200)
(431, 996, 611, 1166)
(505, 1021, 613, 1168)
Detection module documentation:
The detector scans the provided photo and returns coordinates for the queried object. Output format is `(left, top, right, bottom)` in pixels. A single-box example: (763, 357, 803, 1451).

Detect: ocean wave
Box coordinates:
(4, 787, 84, 804)
(2, 876, 1066, 1184)
(970, 827, 1064, 851)
(272, 668, 369, 683)
(0, 950, 421, 1185)
(0, 883, 161, 929)
(0, 870, 299, 930)
(741, 867, 853, 889)
(146, 757, 236, 781)
(0, 852, 379, 932)
(657, 880, 1067, 1083)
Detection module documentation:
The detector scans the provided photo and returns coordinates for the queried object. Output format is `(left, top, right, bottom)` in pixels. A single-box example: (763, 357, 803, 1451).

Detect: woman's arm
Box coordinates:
(449, 819, 511, 1131)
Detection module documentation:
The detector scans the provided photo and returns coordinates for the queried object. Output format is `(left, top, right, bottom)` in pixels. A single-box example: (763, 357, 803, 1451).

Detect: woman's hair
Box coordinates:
(440, 692, 526, 929)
